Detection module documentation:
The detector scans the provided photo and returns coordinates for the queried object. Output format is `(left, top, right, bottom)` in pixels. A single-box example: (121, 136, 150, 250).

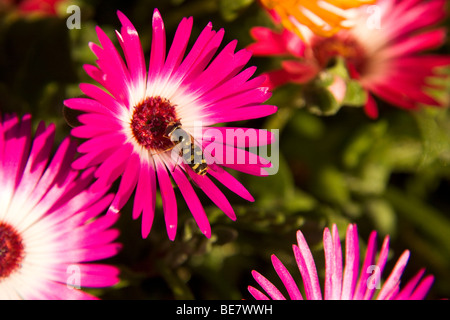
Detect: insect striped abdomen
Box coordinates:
(166, 121, 209, 176)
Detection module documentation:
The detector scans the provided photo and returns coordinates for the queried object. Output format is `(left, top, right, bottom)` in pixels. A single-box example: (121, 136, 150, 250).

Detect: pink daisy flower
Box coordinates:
(0, 113, 121, 300)
(249, 224, 435, 300)
(64, 9, 277, 240)
(249, 0, 450, 118)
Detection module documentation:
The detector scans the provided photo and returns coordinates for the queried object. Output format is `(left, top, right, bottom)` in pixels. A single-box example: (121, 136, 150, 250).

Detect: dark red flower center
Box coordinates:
(0, 221, 25, 279)
(131, 96, 180, 151)
(311, 34, 367, 73)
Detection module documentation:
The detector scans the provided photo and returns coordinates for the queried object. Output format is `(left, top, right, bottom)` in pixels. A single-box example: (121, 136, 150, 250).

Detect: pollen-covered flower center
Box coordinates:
(131, 96, 179, 151)
(0, 222, 25, 279)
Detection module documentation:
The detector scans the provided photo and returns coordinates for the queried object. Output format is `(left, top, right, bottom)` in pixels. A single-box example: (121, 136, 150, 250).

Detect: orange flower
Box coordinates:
(260, 0, 376, 39)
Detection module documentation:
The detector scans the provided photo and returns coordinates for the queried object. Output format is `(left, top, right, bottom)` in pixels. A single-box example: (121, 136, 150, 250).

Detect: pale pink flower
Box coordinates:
(0, 113, 121, 300)
(249, 224, 434, 300)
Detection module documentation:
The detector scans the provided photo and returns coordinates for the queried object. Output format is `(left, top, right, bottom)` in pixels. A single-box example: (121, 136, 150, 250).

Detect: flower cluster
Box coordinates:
(252, 0, 450, 118)
(249, 224, 434, 300)
(1, 0, 448, 300)
(1, 6, 277, 299)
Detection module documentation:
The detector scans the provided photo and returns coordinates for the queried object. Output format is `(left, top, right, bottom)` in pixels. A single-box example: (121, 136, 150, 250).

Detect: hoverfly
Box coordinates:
(164, 121, 209, 176)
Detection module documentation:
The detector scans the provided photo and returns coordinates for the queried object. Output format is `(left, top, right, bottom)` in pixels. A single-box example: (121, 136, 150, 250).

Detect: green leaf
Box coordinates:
(327, 56, 350, 80)
(156, 260, 195, 300)
(342, 120, 388, 169)
(413, 108, 450, 167)
(287, 109, 325, 140)
(342, 79, 368, 107)
(365, 198, 397, 237)
(246, 152, 295, 204)
(284, 189, 318, 213)
(386, 187, 450, 257)
(313, 165, 350, 205)
(218, 0, 255, 21)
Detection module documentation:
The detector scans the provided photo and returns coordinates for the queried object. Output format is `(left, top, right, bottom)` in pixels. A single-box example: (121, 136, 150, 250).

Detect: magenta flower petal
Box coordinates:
(175, 25, 225, 86)
(0, 113, 121, 300)
(44, 263, 119, 289)
(168, 22, 210, 82)
(356, 231, 380, 293)
(79, 83, 126, 116)
(156, 160, 178, 241)
(409, 275, 435, 300)
(293, 230, 322, 300)
(207, 166, 255, 202)
(362, 233, 390, 300)
(200, 67, 263, 103)
(249, 223, 435, 300)
(1, 114, 31, 191)
(221, 163, 271, 177)
(369, 83, 433, 110)
(202, 127, 274, 148)
(385, 29, 447, 59)
(132, 159, 155, 221)
(135, 160, 157, 238)
(187, 169, 236, 221)
(395, 268, 428, 300)
(323, 225, 342, 300)
(171, 166, 211, 238)
(376, 250, 410, 300)
(77, 132, 125, 155)
(92, 143, 133, 192)
(47, 264, 120, 288)
(341, 224, 359, 299)
(204, 104, 277, 125)
(64, 98, 116, 117)
(116, 11, 147, 96)
(251, 270, 286, 300)
(161, 17, 193, 80)
(248, 285, 270, 300)
(109, 153, 141, 215)
(71, 143, 115, 170)
(64, 9, 276, 240)
(271, 254, 303, 300)
(248, 27, 293, 56)
(148, 9, 166, 85)
(26, 138, 78, 214)
(11, 121, 54, 203)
